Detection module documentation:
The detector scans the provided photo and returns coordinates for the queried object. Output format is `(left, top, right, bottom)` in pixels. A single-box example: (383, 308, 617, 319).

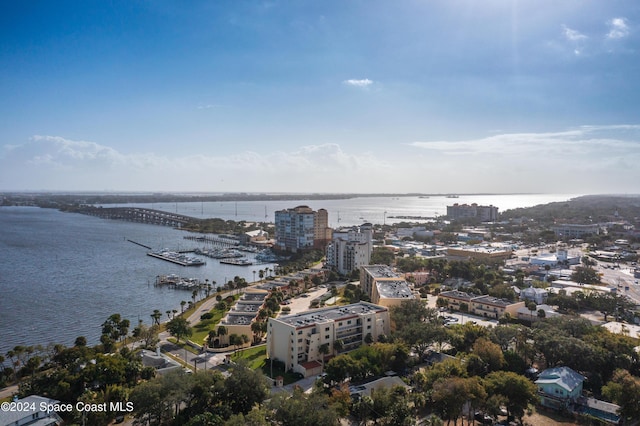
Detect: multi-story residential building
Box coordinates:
(326, 223, 373, 275)
(446, 203, 499, 222)
(360, 265, 416, 308)
(267, 302, 390, 377)
(438, 290, 525, 319)
(213, 289, 269, 347)
(274, 205, 332, 252)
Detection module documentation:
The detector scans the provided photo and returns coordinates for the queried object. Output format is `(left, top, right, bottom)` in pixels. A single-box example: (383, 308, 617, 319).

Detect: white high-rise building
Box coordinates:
(326, 223, 373, 275)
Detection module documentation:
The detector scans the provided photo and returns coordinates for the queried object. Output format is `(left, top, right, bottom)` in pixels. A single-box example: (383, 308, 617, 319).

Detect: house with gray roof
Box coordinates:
(0, 395, 63, 426)
(535, 366, 585, 410)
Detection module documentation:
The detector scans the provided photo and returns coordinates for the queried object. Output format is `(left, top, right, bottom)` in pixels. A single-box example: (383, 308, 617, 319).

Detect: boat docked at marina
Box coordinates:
(147, 249, 205, 266)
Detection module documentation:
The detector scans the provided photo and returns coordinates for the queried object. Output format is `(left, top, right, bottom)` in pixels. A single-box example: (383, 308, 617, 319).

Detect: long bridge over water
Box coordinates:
(75, 206, 199, 228)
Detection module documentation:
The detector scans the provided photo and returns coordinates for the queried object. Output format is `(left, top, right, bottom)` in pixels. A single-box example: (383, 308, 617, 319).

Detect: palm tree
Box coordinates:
(151, 309, 162, 325)
(207, 330, 217, 347)
(318, 343, 330, 371)
(180, 300, 187, 313)
(251, 321, 264, 344)
(333, 339, 344, 355)
(205, 279, 212, 298)
(217, 326, 227, 346)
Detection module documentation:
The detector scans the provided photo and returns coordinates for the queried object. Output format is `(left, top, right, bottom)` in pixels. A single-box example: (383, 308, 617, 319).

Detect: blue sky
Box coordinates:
(1, 0, 639, 193)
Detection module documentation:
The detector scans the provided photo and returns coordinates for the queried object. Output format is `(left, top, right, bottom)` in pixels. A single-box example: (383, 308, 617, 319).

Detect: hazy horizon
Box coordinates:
(2, 1, 639, 194)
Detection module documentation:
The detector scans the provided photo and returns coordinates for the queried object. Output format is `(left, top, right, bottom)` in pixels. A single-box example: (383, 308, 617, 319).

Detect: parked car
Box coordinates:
(474, 412, 493, 424)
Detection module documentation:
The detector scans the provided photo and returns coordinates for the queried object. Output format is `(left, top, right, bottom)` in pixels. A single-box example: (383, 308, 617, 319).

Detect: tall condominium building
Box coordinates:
(326, 223, 373, 275)
(360, 265, 416, 308)
(274, 205, 332, 253)
(446, 203, 499, 222)
(267, 302, 390, 376)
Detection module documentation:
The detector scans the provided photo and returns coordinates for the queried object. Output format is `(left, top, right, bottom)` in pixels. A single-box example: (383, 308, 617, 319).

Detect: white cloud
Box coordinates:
(607, 17, 629, 39)
(343, 79, 373, 88)
(0, 137, 391, 192)
(3, 127, 639, 194)
(408, 125, 640, 193)
(562, 25, 587, 41)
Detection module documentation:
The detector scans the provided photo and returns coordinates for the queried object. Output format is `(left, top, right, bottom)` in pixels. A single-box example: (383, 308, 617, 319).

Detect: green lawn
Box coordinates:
(190, 295, 240, 344)
(232, 345, 301, 385)
(233, 345, 267, 370)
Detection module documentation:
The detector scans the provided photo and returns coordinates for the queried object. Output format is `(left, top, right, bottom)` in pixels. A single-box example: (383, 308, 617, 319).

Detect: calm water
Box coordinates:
(122, 193, 579, 227)
(0, 193, 576, 354)
(0, 207, 275, 354)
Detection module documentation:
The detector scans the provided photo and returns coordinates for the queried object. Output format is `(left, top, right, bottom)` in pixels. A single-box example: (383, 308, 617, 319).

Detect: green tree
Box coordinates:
(269, 387, 340, 426)
(370, 247, 396, 265)
(571, 265, 600, 284)
(151, 309, 162, 325)
(602, 369, 640, 424)
(223, 361, 269, 414)
(166, 317, 193, 343)
(484, 371, 537, 423)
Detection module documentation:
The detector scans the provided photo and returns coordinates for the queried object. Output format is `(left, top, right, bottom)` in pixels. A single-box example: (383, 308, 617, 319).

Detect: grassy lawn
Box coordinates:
(233, 345, 267, 370)
(230, 345, 302, 385)
(190, 295, 240, 344)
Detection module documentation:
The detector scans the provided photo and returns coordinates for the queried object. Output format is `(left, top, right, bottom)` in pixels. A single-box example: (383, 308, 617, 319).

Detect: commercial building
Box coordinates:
(446, 246, 513, 262)
(274, 205, 332, 253)
(446, 203, 499, 222)
(552, 223, 600, 239)
(266, 302, 390, 377)
(360, 265, 417, 308)
(326, 223, 373, 275)
(438, 290, 525, 319)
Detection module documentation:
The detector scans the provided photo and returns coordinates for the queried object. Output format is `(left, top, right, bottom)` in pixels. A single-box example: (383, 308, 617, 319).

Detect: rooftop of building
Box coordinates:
(472, 295, 521, 307)
(233, 301, 262, 312)
(222, 313, 257, 325)
(536, 366, 585, 392)
(242, 291, 269, 301)
(273, 302, 387, 327)
(0, 395, 63, 425)
(439, 290, 476, 301)
(447, 245, 512, 254)
(376, 280, 415, 299)
(362, 264, 401, 279)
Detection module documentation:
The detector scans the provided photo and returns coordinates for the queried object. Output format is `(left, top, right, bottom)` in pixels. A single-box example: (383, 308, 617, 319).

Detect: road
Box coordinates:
(594, 260, 640, 303)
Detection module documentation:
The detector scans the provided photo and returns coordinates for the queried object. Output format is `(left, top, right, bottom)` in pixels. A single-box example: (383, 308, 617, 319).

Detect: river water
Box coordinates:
(121, 193, 579, 227)
(0, 193, 577, 354)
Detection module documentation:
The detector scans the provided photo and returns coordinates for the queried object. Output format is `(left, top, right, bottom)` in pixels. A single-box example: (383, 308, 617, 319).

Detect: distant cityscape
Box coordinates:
(2, 194, 640, 425)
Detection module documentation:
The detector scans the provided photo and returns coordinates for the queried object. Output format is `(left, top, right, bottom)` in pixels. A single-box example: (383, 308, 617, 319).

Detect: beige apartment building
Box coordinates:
(438, 290, 525, 319)
(267, 302, 390, 377)
(360, 265, 417, 308)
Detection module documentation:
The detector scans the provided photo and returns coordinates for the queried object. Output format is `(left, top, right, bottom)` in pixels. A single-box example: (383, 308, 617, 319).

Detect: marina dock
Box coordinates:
(147, 250, 205, 266)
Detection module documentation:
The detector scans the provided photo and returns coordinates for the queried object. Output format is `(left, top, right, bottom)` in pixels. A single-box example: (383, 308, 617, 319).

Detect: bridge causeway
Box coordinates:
(75, 206, 199, 227)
